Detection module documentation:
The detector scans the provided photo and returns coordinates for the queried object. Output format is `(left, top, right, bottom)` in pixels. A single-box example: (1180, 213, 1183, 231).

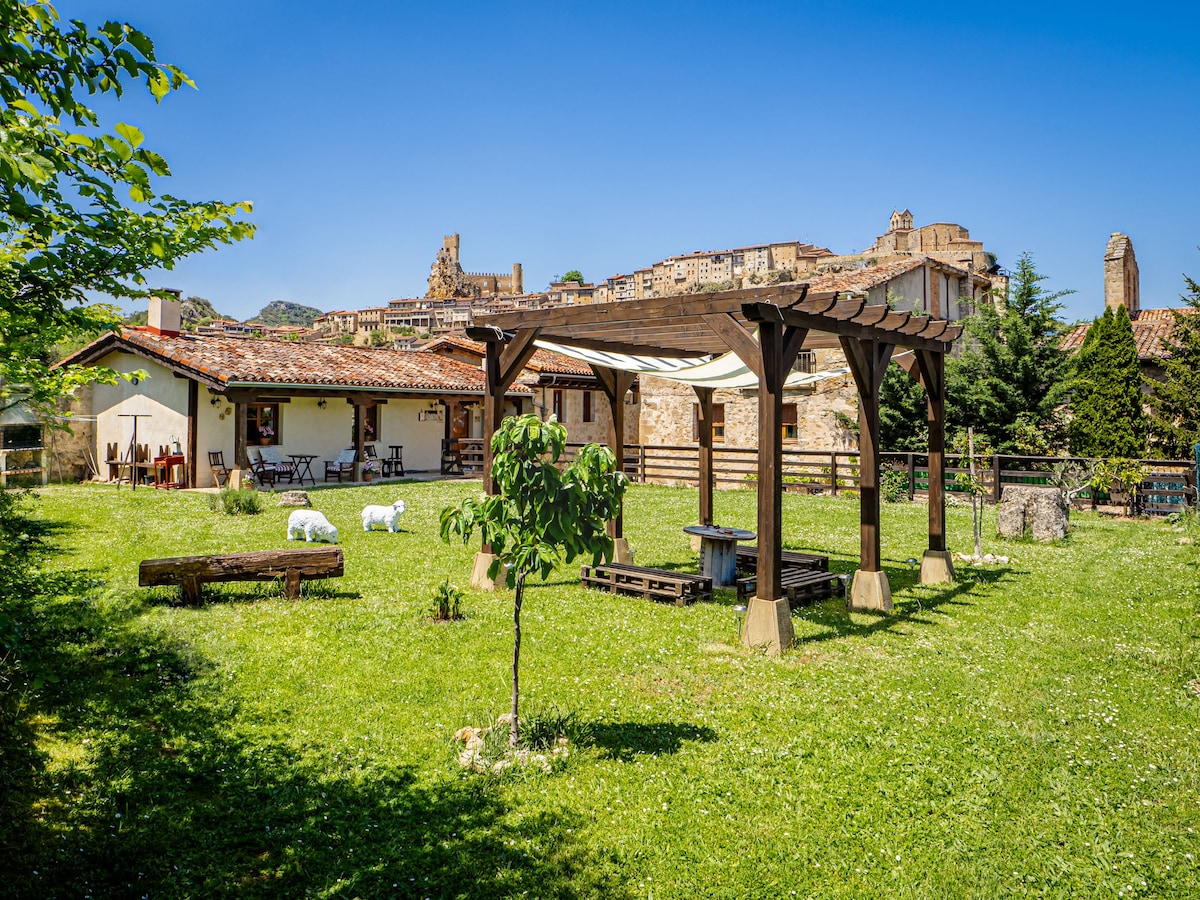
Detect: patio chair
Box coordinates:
(248, 448, 278, 487)
(324, 448, 356, 482)
(208, 450, 230, 488)
(258, 446, 296, 483)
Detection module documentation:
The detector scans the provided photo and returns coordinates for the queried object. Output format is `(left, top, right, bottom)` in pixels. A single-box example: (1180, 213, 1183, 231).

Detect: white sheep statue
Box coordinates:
(361, 499, 407, 533)
(286, 509, 338, 544)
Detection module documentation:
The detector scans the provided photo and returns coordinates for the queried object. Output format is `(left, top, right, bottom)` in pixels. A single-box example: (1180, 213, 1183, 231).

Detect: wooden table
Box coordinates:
(288, 453, 317, 485)
(152, 454, 186, 489)
(683, 525, 756, 587)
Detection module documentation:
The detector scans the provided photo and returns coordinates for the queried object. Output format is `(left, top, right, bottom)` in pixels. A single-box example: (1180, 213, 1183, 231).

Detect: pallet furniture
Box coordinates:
(735, 545, 829, 573)
(736, 568, 844, 606)
(581, 562, 713, 606)
(139, 547, 344, 604)
(683, 525, 756, 587)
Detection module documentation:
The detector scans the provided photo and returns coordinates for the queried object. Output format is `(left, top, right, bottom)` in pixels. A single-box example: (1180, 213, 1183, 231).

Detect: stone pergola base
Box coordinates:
(611, 537, 633, 564)
(741, 596, 794, 653)
(920, 549, 955, 584)
(849, 569, 893, 612)
(470, 551, 501, 591)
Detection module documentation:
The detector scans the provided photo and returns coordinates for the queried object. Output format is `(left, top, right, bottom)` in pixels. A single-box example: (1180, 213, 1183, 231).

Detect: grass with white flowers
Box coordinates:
(2, 480, 1198, 899)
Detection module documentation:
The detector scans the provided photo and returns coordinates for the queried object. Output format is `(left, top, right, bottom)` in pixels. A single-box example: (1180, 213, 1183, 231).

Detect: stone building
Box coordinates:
(635, 254, 991, 451)
(1062, 232, 1195, 382)
(428, 234, 523, 299)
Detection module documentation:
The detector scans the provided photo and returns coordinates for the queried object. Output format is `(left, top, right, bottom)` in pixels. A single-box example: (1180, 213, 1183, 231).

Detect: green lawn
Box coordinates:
(2, 481, 1199, 898)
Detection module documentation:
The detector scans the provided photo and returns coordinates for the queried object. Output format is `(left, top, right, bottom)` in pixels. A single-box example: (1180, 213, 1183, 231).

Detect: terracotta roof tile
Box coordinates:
(423, 334, 594, 377)
(803, 257, 928, 294)
(67, 329, 530, 394)
(1061, 306, 1196, 360)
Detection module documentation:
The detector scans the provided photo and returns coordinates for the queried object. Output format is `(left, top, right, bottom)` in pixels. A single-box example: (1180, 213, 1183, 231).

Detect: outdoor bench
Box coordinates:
(139, 547, 344, 604)
(736, 568, 845, 606)
(581, 562, 713, 606)
(734, 545, 829, 574)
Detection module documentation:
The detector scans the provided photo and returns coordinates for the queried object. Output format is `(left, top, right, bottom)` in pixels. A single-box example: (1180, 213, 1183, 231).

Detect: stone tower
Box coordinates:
(511, 263, 523, 294)
(1104, 232, 1140, 315)
(443, 233, 461, 264)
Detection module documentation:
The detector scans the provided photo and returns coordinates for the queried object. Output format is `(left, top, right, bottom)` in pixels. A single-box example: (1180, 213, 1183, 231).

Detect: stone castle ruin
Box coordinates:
(426, 234, 523, 300)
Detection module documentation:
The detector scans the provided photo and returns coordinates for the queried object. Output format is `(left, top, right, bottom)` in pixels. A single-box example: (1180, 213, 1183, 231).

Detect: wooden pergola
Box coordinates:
(467, 284, 962, 652)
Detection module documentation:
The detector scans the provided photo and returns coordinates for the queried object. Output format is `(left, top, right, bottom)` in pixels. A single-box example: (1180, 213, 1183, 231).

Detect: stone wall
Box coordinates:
(637, 354, 859, 451)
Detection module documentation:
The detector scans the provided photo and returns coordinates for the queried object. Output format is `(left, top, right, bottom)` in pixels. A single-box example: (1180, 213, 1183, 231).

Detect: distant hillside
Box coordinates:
(249, 301, 324, 327)
(123, 295, 228, 327)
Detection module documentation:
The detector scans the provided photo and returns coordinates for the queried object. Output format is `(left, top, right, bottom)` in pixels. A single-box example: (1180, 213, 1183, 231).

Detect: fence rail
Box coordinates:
(453, 440, 1196, 515)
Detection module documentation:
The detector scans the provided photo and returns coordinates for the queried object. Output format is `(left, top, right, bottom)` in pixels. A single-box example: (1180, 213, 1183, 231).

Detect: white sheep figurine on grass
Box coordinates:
(287, 509, 338, 544)
(361, 499, 407, 533)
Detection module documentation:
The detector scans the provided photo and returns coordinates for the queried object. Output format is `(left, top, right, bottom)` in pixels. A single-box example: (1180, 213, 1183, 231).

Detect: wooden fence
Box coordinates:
(456, 439, 1195, 515)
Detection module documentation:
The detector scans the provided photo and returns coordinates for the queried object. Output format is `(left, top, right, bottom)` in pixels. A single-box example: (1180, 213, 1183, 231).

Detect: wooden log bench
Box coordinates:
(581, 562, 713, 606)
(735, 545, 828, 575)
(736, 568, 845, 607)
(139, 547, 344, 604)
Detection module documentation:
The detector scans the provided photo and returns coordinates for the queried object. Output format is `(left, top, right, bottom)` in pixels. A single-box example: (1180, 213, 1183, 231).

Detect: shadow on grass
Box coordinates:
(0, 496, 634, 900)
(791, 564, 1014, 646)
(586, 721, 717, 761)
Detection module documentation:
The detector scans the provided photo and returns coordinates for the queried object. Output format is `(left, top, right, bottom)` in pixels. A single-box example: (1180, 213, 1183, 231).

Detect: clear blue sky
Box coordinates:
(64, 0, 1200, 324)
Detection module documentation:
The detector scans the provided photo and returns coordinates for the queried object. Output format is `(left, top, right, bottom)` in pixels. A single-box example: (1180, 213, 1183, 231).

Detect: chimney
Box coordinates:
(1104, 233, 1140, 316)
(148, 289, 182, 337)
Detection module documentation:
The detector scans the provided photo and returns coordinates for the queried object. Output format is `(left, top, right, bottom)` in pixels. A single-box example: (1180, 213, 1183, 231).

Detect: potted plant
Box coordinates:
(258, 423, 274, 446)
(361, 459, 376, 482)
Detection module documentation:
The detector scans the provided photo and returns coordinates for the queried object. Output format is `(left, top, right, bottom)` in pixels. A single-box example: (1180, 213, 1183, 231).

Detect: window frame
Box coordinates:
(246, 402, 281, 446)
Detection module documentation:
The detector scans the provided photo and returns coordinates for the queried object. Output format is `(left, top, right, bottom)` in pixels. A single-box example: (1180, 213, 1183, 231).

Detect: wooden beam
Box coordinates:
(916, 349, 947, 553)
(187, 379, 198, 488)
(694, 386, 715, 528)
(756, 319, 786, 602)
(480, 284, 828, 330)
(591, 365, 637, 539)
(702, 313, 763, 379)
(840, 337, 894, 572)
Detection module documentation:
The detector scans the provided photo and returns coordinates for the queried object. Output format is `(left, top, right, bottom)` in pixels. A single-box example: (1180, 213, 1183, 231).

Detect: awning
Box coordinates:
(534, 339, 851, 390)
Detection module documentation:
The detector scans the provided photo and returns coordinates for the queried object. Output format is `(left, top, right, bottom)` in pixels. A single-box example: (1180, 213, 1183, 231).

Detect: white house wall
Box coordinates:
(93, 352, 189, 466)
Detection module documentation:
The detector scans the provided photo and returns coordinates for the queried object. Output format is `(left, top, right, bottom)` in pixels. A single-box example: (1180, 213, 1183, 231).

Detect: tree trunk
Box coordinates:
(510, 570, 525, 749)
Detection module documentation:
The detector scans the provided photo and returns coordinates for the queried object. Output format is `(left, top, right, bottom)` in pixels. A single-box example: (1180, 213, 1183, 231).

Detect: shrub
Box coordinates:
(209, 488, 263, 516)
(430, 579, 463, 621)
(880, 465, 910, 503)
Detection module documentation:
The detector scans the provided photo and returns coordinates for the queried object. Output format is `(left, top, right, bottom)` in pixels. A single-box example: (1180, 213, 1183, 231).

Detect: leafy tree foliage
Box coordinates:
(0, 1, 253, 415)
(879, 360, 927, 452)
(440, 415, 626, 748)
(1148, 273, 1200, 458)
(560, 270, 584, 285)
(945, 252, 1073, 453)
(1068, 305, 1146, 458)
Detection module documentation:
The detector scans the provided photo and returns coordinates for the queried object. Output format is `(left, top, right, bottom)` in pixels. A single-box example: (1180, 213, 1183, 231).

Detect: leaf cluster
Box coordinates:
(945, 252, 1074, 453)
(1148, 273, 1200, 458)
(1068, 304, 1146, 458)
(0, 1, 254, 416)
(439, 414, 628, 588)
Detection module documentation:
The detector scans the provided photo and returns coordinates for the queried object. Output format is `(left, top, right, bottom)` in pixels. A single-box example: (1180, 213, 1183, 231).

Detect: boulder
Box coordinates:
(996, 485, 1068, 542)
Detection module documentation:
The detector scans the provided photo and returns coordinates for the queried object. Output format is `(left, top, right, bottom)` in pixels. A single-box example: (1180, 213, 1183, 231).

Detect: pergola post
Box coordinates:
(916, 349, 954, 583)
(468, 326, 540, 589)
(841, 337, 894, 612)
(739, 316, 807, 652)
(592, 365, 637, 563)
(693, 385, 715, 545)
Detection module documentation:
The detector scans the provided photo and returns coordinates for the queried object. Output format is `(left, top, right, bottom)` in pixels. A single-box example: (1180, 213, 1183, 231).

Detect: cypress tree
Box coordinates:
(945, 252, 1073, 453)
(1147, 273, 1200, 458)
(1069, 305, 1146, 457)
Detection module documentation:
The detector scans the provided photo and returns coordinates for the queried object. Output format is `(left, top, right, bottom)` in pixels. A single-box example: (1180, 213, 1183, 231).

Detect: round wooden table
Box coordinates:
(683, 525, 756, 587)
